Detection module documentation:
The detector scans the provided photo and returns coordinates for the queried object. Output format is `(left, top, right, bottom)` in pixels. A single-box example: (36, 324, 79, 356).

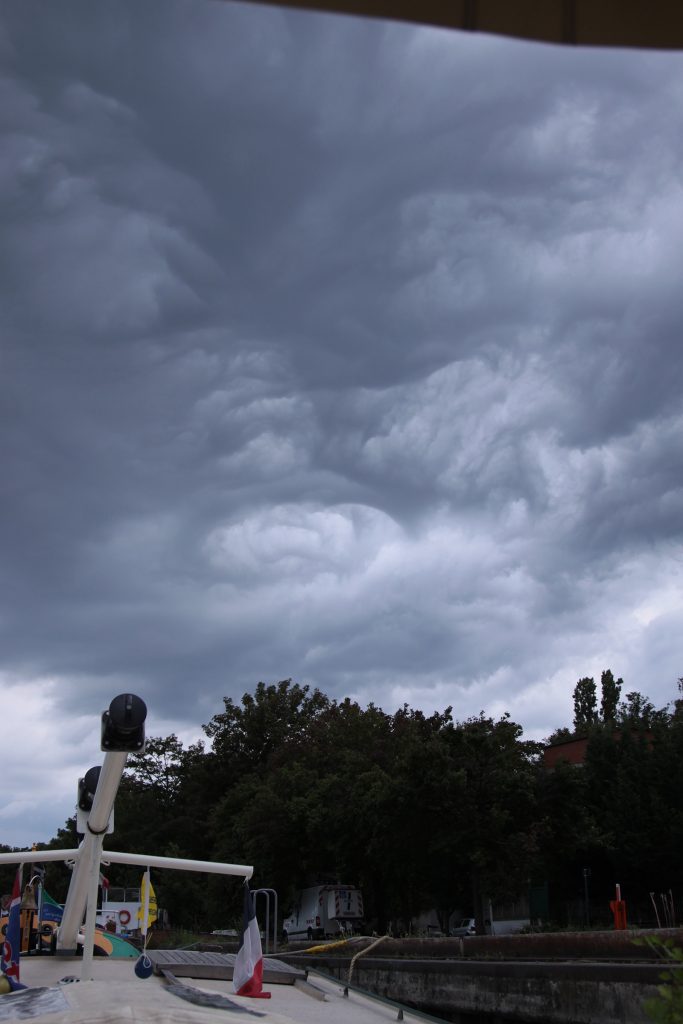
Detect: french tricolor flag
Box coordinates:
(1, 868, 26, 990)
(232, 882, 271, 999)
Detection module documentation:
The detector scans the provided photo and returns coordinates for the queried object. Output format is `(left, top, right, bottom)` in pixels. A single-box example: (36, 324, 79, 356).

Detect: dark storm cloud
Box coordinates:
(2, 0, 683, 842)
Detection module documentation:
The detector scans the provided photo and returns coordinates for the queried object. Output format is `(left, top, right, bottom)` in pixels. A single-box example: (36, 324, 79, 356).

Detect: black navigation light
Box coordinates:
(77, 765, 102, 812)
(100, 693, 147, 752)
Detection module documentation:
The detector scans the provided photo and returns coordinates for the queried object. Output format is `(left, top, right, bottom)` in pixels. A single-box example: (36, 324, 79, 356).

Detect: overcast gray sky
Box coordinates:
(2, 0, 683, 847)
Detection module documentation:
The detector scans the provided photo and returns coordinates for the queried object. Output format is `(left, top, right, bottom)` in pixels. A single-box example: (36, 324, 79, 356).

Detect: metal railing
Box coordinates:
(254, 888, 278, 954)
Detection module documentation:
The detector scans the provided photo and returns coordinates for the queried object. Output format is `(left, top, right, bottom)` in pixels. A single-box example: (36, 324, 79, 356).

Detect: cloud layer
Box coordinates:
(1, 0, 683, 844)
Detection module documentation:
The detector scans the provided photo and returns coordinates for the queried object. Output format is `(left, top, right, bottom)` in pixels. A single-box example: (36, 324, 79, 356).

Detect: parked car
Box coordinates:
(450, 917, 476, 936)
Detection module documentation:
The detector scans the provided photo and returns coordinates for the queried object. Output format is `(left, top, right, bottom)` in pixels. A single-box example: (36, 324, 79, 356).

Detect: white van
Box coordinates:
(282, 885, 364, 942)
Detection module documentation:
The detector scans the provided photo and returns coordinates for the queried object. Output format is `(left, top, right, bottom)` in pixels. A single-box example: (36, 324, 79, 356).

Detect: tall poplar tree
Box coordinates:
(573, 677, 598, 731)
(599, 670, 622, 724)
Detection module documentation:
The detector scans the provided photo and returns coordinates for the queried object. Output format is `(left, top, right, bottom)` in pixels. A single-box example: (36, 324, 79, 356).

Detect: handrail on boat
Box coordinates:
(0, 847, 254, 877)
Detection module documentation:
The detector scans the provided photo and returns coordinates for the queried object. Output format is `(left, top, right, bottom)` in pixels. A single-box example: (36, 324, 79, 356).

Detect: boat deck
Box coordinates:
(8, 952, 437, 1024)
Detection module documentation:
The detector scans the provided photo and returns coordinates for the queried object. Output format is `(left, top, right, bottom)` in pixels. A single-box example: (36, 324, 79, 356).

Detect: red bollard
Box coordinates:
(610, 883, 627, 930)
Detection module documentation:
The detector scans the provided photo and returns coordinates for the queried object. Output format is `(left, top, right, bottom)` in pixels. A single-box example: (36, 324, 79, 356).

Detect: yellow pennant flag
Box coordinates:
(136, 873, 158, 929)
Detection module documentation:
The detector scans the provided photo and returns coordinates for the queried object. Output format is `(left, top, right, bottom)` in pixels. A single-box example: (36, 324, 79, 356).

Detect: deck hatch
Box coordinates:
(146, 950, 306, 985)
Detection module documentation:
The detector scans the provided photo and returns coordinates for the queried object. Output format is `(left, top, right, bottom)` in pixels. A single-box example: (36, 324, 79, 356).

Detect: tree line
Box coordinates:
(4, 674, 682, 933)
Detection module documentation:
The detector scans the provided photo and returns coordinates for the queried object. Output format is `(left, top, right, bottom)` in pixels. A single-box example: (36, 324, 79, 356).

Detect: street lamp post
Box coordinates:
(583, 867, 591, 927)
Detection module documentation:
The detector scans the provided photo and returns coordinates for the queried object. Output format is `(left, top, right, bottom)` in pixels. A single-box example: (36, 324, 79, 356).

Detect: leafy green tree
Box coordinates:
(600, 670, 622, 724)
(358, 705, 463, 930)
(0, 844, 25, 901)
(544, 726, 573, 745)
(534, 757, 607, 921)
(643, 939, 683, 1024)
(533, 678, 683, 926)
(439, 713, 541, 933)
(573, 677, 598, 731)
(43, 819, 80, 901)
(204, 680, 331, 778)
(124, 734, 204, 809)
(576, 693, 678, 912)
(643, 707, 683, 890)
(113, 735, 203, 853)
(618, 691, 657, 728)
(674, 679, 683, 719)
(33, 673, 682, 935)
(209, 692, 397, 924)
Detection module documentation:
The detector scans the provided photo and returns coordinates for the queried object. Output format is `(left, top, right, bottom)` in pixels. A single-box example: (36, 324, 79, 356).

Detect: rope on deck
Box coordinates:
(344, 934, 390, 995)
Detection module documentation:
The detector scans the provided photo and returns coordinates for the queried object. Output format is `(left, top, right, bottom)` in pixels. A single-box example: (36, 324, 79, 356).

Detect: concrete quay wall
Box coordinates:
(294, 956, 676, 1024)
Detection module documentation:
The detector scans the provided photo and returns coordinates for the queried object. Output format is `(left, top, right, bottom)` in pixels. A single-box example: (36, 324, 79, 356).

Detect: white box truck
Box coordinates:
(282, 885, 364, 942)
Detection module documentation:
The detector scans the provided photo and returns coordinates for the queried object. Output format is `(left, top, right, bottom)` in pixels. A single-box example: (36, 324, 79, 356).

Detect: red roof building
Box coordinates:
(543, 735, 589, 769)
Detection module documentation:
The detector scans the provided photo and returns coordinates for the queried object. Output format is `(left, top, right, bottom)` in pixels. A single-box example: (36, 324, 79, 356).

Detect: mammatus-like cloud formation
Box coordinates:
(1, 0, 682, 844)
